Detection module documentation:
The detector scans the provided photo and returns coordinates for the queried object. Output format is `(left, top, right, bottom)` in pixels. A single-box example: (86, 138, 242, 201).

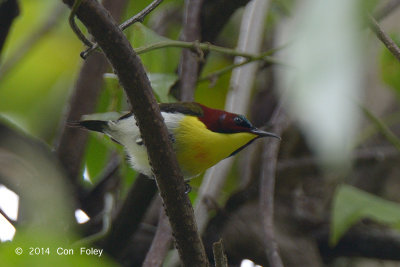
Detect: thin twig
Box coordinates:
(73, 193, 114, 246)
(69, 0, 93, 47)
(142, 207, 173, 267)
(259, 104, 288, 267)
(120, 0, 163, 31)
(360, 104, 400, 152)
(368, 14, 400, 63)
(0, 208, 17, 226)
(198, 48, 285, 84)
(135, 40, 281, 61)
(81, 0, 163, 58)
(356, 111, 400, 147)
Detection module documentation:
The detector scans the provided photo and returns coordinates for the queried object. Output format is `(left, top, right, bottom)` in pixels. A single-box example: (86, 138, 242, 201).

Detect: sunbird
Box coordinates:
(74, 102, 280, 179)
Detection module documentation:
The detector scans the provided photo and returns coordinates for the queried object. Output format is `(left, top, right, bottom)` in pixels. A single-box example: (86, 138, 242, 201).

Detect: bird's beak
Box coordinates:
(251, 128, 281, 140)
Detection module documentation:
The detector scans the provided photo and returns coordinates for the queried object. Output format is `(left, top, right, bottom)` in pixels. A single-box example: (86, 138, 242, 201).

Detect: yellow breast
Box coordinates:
(173, 116, 258, 178)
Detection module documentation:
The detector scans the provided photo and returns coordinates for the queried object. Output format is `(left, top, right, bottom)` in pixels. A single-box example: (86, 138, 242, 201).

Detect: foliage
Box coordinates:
(331, 184, 400, 246)
(380, 34, 400, 97)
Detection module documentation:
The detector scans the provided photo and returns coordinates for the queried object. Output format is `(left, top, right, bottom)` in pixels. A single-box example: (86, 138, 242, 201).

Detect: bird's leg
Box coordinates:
(184, 183, 191, 194)
(168, 133, 176, 143)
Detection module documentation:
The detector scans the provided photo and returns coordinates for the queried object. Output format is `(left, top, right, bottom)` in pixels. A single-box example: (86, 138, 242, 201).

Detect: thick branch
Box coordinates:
(103, 174, 157, 257)
(55, 53, 109, 186)
(62, 0, 208, 265)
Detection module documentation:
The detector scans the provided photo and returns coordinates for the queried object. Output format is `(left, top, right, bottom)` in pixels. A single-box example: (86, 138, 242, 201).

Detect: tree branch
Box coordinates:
(142, 207, 172, 267)
(134, 40, 281, 62)
(61, 0, 208, 265)
(194, 0, 272, 250)
(81, 0, 164, 58)
(213, 239, 228, 267)
(69, 0, 94, 47)
(368, 14, 400, 63)
(198, 50, 278, 84)
(56, 0, 127, 192)
(55, 54, 108, 187)
(103, 174, 157, 257)
(178, 0, 205, 101)
(259, 104, 289, 267)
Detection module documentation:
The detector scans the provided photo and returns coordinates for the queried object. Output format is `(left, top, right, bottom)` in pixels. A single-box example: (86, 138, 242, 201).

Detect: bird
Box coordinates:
(72, 102, 280, 179)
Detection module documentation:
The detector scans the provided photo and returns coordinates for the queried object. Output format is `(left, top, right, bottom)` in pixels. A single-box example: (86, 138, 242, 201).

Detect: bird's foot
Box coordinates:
(184, 183, 191, 194)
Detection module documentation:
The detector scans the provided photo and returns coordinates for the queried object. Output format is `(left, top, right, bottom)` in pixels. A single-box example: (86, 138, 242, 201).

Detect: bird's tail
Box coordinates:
(68, 120, 107, 133)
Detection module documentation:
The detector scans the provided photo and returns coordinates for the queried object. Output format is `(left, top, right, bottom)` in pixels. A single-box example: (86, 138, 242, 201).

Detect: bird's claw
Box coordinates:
(184, 183, 191, 194)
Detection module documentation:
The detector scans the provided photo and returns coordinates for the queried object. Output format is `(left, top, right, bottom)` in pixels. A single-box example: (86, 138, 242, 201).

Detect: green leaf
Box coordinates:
(103, 72, 177, 103)
(99, 74, 124, 113)
(83, 135, 111, 185)
(0, 1, 82, 141)
(380, 34, 400, 96)
(331, 184, 400, 246)
(147, 73, 177, 103)
(196, 54, 231, 109)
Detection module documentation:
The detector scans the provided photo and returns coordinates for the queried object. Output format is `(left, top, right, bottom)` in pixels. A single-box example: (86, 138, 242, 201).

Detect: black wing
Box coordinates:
(159, 102, 203, 116)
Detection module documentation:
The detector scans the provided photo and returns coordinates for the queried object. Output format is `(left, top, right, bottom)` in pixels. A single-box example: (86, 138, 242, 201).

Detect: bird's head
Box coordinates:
(159, 102, 280, 177)
(195, 103, 280, 139)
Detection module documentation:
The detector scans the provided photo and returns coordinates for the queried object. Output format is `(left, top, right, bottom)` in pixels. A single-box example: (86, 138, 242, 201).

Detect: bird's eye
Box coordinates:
(234, 116, 243, 124)
(234, 115, 252, 128)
